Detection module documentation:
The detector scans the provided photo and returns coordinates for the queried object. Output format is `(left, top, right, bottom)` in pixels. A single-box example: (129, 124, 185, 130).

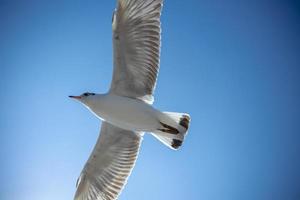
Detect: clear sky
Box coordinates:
(1, 0, 300, 200)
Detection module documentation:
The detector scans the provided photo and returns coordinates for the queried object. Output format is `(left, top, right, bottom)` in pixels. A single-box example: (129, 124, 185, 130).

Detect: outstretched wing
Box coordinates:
(110, 0, 163, 104)
(74, 122, 142, 200)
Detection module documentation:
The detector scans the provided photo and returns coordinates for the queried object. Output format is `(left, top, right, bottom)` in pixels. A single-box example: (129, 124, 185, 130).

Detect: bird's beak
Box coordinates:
(69, 95, 81, 100)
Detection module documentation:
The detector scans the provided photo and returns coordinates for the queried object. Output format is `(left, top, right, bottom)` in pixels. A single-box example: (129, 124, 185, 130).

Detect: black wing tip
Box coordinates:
(179, 115, 190, 130)
(171, 139, 183, 149)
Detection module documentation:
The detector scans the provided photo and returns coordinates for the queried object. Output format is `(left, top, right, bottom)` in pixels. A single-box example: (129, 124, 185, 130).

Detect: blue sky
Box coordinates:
(1, 0, 300, 199)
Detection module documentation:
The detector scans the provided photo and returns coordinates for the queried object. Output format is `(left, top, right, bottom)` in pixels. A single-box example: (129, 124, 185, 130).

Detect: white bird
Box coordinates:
(69, 0, 191, 199)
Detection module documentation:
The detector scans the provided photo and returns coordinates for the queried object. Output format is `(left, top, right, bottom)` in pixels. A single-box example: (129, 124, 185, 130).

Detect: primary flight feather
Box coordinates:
(69, 0, 191, 199)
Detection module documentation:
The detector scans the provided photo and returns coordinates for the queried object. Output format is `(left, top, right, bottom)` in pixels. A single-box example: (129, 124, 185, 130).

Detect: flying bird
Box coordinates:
(69, 0, 191, 199)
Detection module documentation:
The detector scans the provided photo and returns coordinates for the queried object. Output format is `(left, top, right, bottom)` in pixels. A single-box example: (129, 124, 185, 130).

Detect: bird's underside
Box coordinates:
(72, 0, 190, 200)
(74, 0, 163, 199)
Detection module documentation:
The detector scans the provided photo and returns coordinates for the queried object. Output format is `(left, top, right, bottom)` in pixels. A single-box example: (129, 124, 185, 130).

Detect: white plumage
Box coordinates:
(70, 0, 191, 199)
(111, 0, 162, 104)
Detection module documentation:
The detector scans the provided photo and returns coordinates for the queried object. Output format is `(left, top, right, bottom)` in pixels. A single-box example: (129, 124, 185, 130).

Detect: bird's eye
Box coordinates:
(83, 92, 95, 97)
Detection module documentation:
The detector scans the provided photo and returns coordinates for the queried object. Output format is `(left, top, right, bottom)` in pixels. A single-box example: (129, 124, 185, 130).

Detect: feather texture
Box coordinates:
(74, 1, 164, 199)
(110, 0, 163, 104)
(74, 122, 142, 200)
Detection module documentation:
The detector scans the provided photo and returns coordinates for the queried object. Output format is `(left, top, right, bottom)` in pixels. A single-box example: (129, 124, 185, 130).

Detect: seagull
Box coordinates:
(69, 0, 191, 199)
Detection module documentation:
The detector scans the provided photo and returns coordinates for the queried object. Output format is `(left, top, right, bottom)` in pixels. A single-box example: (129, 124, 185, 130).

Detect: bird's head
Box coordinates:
(69, 92, 96, 104)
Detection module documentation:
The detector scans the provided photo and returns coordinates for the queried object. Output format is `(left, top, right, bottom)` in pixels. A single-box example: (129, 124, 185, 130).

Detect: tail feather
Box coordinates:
(152, 112, 190, 150)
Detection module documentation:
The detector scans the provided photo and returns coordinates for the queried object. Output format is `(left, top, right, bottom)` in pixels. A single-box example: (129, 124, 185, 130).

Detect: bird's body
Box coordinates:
(69, 0, 191, 199)
(84, 93, 161, 132)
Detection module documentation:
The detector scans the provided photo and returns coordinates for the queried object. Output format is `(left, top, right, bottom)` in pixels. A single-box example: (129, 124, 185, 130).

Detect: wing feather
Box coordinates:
(110, 0, 163, 104)
(74, 122, 142, 200)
